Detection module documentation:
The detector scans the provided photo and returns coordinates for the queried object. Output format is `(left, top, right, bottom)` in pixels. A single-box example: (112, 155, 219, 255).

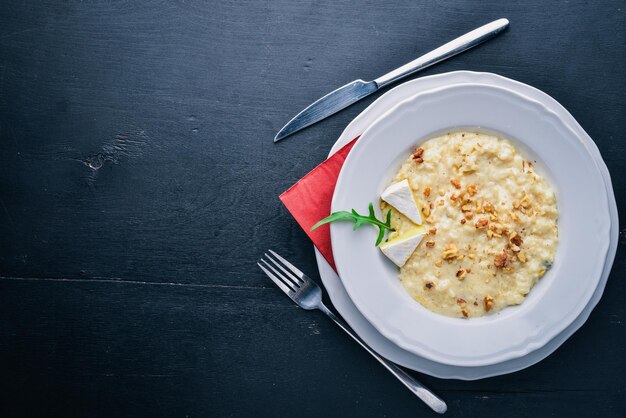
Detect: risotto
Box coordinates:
(381, 131, 558, 318)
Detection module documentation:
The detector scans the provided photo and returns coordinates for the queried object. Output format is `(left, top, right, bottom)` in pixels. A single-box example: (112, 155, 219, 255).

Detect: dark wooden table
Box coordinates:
(1, 1, 625, 417)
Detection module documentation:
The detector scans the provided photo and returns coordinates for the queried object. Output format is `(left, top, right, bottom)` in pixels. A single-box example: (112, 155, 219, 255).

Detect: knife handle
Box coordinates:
(374, 18, 509, 88)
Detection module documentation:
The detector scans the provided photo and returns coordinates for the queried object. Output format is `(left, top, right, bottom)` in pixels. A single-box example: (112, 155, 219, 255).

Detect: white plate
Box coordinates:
(315, 71, 617, 379)
(329, 83, 611, 367)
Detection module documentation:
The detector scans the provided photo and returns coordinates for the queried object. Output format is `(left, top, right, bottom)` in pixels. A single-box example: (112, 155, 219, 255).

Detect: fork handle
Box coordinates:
(317, 303, 447, 414)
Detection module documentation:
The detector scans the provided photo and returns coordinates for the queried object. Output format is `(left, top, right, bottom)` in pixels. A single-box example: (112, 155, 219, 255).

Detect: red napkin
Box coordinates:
(279, 137, 359, 271)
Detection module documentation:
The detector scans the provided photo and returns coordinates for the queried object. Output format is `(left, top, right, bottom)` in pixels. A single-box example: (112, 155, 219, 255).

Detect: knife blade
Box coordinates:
(274, 18, 509, 142)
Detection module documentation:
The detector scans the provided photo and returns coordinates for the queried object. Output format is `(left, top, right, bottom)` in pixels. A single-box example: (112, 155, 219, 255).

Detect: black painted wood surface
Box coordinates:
(1, 1, 625, 417)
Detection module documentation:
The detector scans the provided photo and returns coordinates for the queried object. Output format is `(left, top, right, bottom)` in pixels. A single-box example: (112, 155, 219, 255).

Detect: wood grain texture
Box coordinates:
(0, 0, 624, 416)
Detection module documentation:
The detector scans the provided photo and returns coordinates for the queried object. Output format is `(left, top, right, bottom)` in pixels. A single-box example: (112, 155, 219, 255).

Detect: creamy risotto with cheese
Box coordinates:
(381, 131, 558, 318)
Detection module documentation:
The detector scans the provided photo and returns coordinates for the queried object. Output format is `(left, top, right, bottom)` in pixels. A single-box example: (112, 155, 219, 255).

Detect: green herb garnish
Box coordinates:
(310, 203, 394, 246)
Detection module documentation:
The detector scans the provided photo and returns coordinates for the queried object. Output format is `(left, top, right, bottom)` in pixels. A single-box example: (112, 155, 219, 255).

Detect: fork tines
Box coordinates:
(258, 250, 304, 294)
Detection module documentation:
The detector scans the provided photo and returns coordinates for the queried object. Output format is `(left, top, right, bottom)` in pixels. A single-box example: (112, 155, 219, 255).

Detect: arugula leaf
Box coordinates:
(311, 203, 394, 246)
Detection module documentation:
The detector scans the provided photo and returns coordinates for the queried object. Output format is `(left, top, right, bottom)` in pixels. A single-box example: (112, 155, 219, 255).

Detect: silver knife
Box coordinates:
(274, 18, 509, 142)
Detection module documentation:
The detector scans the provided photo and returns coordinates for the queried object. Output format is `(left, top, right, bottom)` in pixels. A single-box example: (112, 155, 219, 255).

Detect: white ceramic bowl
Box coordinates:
(330, 83, 611, 367)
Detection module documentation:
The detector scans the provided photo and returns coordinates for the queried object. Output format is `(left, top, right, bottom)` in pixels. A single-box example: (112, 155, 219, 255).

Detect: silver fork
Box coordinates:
(258, 250, 447, 414)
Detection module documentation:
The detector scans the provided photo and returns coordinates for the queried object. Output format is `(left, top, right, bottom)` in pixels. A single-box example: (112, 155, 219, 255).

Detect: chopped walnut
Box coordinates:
(484, 295, 495, 312)
(425, 240, 435, 248)
(510, 232, 523, 247)
(450, 178, 461, 189)
(456, 298, 467, 306)
(424, 281, 434, 289)
(494, 251, 508, 268)
(428, 227, 437, 235)
(489, 223, 508, 237)
(423, 187, 431, 197)
(520, 194, 532, 208)
(461, 308, 469, 318)
(463, 211, 474, 220)
(412, 148, 424, 163)
(517, 252, 528, 263)
(461, 204, 472, 212)
(460, 218, 466, 224)
(456, 268, 466, 280)
(475, 218, 488, 229)
(514, 193, 532, 210)
(467, 184, 478, 196)
(442, 243, 459, 260)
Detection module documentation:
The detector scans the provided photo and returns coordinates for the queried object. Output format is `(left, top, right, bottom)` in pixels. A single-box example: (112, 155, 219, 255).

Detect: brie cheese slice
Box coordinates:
(381, 179, 422, 225)
(379, 228, 426, 267)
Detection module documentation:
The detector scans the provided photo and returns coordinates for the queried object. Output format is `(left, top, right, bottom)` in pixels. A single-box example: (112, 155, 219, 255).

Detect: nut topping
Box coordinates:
(475, 218, 489, 229)
(484, 295, 495, 312)
(412, 147, 424, 163)
(442, 243, 459, 260)
(510, 232, 523, 247)
(494, 251, 508, 268)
